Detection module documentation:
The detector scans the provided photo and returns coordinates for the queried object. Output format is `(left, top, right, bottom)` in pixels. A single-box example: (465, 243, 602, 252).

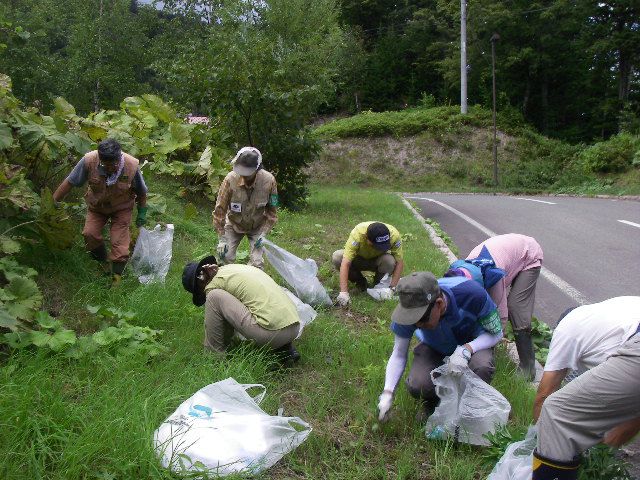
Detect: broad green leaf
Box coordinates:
(2, 331, 30, 348)
(0, 122, 13, 149)
(29, 330, 51, 347)
(92, 326, 124, 346)
(86, 305, 101, 314)
(35, 188, 75, 250)
(141, 94, 176, 123)
(195, 146, 212, 176)
(80, 121, 108, 141)
(47, 329, 76, 351)
(0, 257, 37, 280)
(0, 307, 20, 331)
(34, 311, 61, 329)
(3, 276, 42, 320)
(146, 193, 167, 215)
(53, 97, 76, 117)
(156, 123, 192, 155)
(0, 235, 21, 254)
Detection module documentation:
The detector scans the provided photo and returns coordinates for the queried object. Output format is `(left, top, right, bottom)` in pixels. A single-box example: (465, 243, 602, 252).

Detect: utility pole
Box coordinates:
(491, 33, 500, 186)
(460, 0, 467, 114)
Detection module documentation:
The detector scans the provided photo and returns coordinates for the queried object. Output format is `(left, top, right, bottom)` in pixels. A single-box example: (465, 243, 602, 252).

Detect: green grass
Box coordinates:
(0, 179, 536, 479)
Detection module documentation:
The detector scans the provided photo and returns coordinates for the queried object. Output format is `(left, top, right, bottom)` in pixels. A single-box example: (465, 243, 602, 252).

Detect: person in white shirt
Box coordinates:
(532, 296, 640, 480)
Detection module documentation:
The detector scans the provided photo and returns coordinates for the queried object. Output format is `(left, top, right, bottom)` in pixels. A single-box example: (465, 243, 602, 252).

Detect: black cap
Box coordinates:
(366, 222, 392, 251)
(182, 255, 217, 306)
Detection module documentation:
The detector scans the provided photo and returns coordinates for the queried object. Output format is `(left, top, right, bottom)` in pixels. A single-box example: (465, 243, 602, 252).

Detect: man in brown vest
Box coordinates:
(53, 138, 148, 286)
(213, 147, 278, 269)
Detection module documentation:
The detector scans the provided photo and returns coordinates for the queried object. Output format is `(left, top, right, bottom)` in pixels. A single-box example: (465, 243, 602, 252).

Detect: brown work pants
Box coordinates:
(82, 208, 133, 262)
(203, 289, 299, 353)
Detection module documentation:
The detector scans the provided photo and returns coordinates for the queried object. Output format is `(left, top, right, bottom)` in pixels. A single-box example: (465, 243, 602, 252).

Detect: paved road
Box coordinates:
(404, 193, 640, 327)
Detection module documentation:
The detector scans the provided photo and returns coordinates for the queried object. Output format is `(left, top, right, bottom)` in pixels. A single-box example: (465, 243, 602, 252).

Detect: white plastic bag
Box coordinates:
(281, 288, 317, 339)
(262, 239, 331, 306)
(153, 378, 312, 476)
(130, 224, 174, 284)
(487, 426, 537, 480)
(425, 363, 511, 446)
(367, 274, 394, 301)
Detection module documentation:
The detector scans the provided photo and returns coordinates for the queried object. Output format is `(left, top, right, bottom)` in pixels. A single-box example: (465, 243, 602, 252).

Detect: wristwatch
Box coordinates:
(461, 347, 472, 361)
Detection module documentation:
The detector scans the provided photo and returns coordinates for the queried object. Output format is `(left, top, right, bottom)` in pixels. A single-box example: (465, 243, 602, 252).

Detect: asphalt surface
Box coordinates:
(404, 193, 640, 327)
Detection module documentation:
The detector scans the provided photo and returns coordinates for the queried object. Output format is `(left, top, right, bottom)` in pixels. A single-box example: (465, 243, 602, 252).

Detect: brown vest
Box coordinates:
(226, 169, 274, 233)
(83, 150, 139, 213)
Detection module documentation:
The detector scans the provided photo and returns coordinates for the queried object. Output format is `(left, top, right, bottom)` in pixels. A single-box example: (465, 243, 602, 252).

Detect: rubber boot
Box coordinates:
(110, 261, 126, 288)
(532, 449, 579, 480)
(514, 329, 536, 381)
(89, 244, 110, 274)
(348, 269, 368, 292)
(373, 271, 385, 287)
(273, 343, 301, 368)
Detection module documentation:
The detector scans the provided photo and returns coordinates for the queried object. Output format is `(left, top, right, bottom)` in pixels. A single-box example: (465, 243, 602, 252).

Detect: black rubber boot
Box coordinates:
(348, 269, 368, 292)
(89, 244, 108, 262)
(373, 271, 385, 287)
(532, 449, 579, 480)
(514, 329, 536, 381)
(274, 343, 301, 367)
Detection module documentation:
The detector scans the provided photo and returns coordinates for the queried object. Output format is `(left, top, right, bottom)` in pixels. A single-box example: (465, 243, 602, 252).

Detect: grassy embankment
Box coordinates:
(310, 106, 640, 196)
(0, 178, 535, 479)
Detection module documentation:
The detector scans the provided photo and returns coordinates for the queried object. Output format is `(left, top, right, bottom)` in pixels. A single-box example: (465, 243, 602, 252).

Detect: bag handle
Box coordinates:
(242, 383, 266, 404)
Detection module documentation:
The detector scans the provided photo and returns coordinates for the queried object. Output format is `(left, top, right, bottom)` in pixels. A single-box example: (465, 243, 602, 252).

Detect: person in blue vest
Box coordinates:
(376, 271, 503, 422)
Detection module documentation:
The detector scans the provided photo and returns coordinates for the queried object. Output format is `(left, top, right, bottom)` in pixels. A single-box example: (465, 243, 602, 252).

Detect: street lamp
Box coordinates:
(490, 32, 500, 187)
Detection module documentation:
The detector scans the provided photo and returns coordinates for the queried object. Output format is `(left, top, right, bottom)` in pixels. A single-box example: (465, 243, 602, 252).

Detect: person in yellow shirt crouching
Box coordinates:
(332, 222, 404, 307)
(182, 255, 301, 366)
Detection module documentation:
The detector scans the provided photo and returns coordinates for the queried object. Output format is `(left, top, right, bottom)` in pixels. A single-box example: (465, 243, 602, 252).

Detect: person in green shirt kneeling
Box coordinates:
(182, 255, 301, 365)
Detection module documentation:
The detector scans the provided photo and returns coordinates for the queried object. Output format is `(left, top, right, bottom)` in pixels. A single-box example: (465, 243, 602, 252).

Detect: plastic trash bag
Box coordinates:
(367, 274, 394, 301)
(262, 239, 331, 306)
(487, 426, 537, 480)
(425, 362, 511, 446)
(281, 288, 317, 339)
(130, 224, 174, 284)
(153, 378, 312, 476)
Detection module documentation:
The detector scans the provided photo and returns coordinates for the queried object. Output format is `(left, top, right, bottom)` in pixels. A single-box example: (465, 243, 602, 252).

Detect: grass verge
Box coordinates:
(1, 180, 535, 479)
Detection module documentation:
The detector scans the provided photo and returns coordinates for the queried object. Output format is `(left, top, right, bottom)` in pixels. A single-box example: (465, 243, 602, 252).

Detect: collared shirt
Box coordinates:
(342, 221, 403, 261)
(67, 157, 148, 195)
(391, 276, 500, 355)
(205, 264, 299, 330)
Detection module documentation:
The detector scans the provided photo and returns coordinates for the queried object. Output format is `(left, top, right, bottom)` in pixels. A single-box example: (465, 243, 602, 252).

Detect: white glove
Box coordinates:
(336, 291, 350, 307)
(377, 390, 393, 422)
(447, 345, 471, 375)
(217, 239, 228, 261)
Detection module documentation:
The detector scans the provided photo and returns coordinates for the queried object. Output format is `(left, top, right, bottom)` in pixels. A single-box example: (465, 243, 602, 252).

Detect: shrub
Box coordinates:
(579, 133, 640, 173)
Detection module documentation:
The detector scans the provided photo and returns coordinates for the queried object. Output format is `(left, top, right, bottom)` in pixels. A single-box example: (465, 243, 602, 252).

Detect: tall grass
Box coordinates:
(1, 180, 535, 479)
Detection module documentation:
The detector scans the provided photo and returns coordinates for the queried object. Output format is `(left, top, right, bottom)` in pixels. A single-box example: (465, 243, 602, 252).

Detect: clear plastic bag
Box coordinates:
(153, 378, 312, 476)
(367, 274, 394, 301)
(281, 288, 318, 339)
(425, 362, 511, 446)
(130, 224, 174, 284)
(487, 426, 537, 480)
(262, 239, 331, 306)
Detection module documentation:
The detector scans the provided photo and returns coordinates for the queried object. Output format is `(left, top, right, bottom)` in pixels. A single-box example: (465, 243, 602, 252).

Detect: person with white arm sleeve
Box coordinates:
(377, 271, 502, 422)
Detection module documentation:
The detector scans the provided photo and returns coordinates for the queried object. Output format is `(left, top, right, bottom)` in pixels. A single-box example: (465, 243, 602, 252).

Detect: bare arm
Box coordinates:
(534, 369, 568, 421)
(390, 259, 404, 288)
(53, 179, 73, 202)
(604, 417, 640, 448)
(339, 257, 352, 293)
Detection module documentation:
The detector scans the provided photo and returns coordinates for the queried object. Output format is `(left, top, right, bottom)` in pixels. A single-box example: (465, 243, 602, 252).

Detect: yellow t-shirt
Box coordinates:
(343, 222, 403, 261)
(205, 264, 299, 330)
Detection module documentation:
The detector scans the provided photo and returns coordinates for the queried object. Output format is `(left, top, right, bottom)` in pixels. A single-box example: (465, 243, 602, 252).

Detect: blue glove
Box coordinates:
(254, 234, 265, 249)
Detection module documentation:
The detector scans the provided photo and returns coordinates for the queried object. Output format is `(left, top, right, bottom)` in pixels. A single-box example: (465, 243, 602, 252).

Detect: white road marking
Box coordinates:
(618, 220, 640, 229)
(404, 196, 588, 306)
(515, 197, 556, 205)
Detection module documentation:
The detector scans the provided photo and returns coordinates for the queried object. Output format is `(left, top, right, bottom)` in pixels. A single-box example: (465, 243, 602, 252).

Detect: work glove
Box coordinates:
(377, 390, 393, 422)
(336, 291, 350, 307)
(136, 206, 148, 227)
(254, 234, 265, 249)
(217, 238, 228, 261)
(447, 345, 471, 376)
